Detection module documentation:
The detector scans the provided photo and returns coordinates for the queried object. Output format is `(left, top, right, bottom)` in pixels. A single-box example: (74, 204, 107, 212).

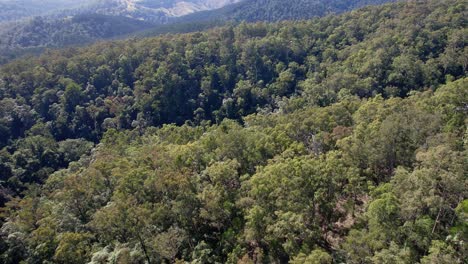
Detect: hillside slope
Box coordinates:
(0, 0, 466, 262)
(0, 0, 241, 24)
(0, 0, 242, 63)
(88, 0, 243, 21)
(176, 0, 398, 23)
(0, 0, 396, 64)
(0, 0, 95, 23)
(0, 14, 154, 49)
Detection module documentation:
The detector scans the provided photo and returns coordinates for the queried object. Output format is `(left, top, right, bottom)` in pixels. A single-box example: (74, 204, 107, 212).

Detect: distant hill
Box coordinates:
(87, 0, 243, 23)
(0, 14, 153, 49)
(139, 0, 397, 38)
(0, 0, 243, 24)
(176, 0, 398, 23)
(0, 0, 95, 23)
(0, 13, 155, 64)
(0, 0, 397, 63)
(0, 0, 243, 63)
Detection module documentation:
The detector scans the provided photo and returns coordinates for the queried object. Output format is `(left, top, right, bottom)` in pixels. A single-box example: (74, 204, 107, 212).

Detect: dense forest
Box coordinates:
(177, 0, 397, 24)
(0, 14, 154, 49)
(140, 0, 396, 39)
(0, 0, 467, 263)
(0, 0, 396, 64)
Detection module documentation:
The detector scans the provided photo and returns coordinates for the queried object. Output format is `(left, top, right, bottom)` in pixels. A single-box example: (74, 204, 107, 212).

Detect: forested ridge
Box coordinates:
(0, 0, 467, 263)
(176, 0, 397, 24)
(0, 0, 396, 64)
(0, 14, 155, 65)
(0, 14, 154, 49)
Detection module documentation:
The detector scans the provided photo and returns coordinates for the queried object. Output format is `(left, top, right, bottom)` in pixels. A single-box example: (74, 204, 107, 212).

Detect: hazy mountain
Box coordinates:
(0, 14, 153, 49)
(0, 0, 96, 23)
(0, 0, 243, 24)
(88, 0, 243, 22)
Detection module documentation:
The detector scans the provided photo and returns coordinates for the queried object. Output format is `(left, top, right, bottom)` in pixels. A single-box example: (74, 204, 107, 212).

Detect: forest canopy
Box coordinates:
(0, 0, 467, 263)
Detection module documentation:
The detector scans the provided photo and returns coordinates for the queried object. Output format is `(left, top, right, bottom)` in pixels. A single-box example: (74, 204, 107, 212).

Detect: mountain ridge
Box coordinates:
(0, 0, 244, 24)
(175, 0, 399, 23)
(0, 0, 397, 64)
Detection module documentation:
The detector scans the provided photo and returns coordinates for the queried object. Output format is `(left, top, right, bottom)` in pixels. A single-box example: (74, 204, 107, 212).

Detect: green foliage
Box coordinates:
(451, 200, 468, 240)
(2, 75, 466, 262)
(420, 240, 461, 264)
(0, 0, 466, 263)
(290, 249, 333, 264)
(53, 232, 93, 264)
(0, 0, 464, 204)
(0, 14, 155, 60)
(178, 0, 397, 24)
